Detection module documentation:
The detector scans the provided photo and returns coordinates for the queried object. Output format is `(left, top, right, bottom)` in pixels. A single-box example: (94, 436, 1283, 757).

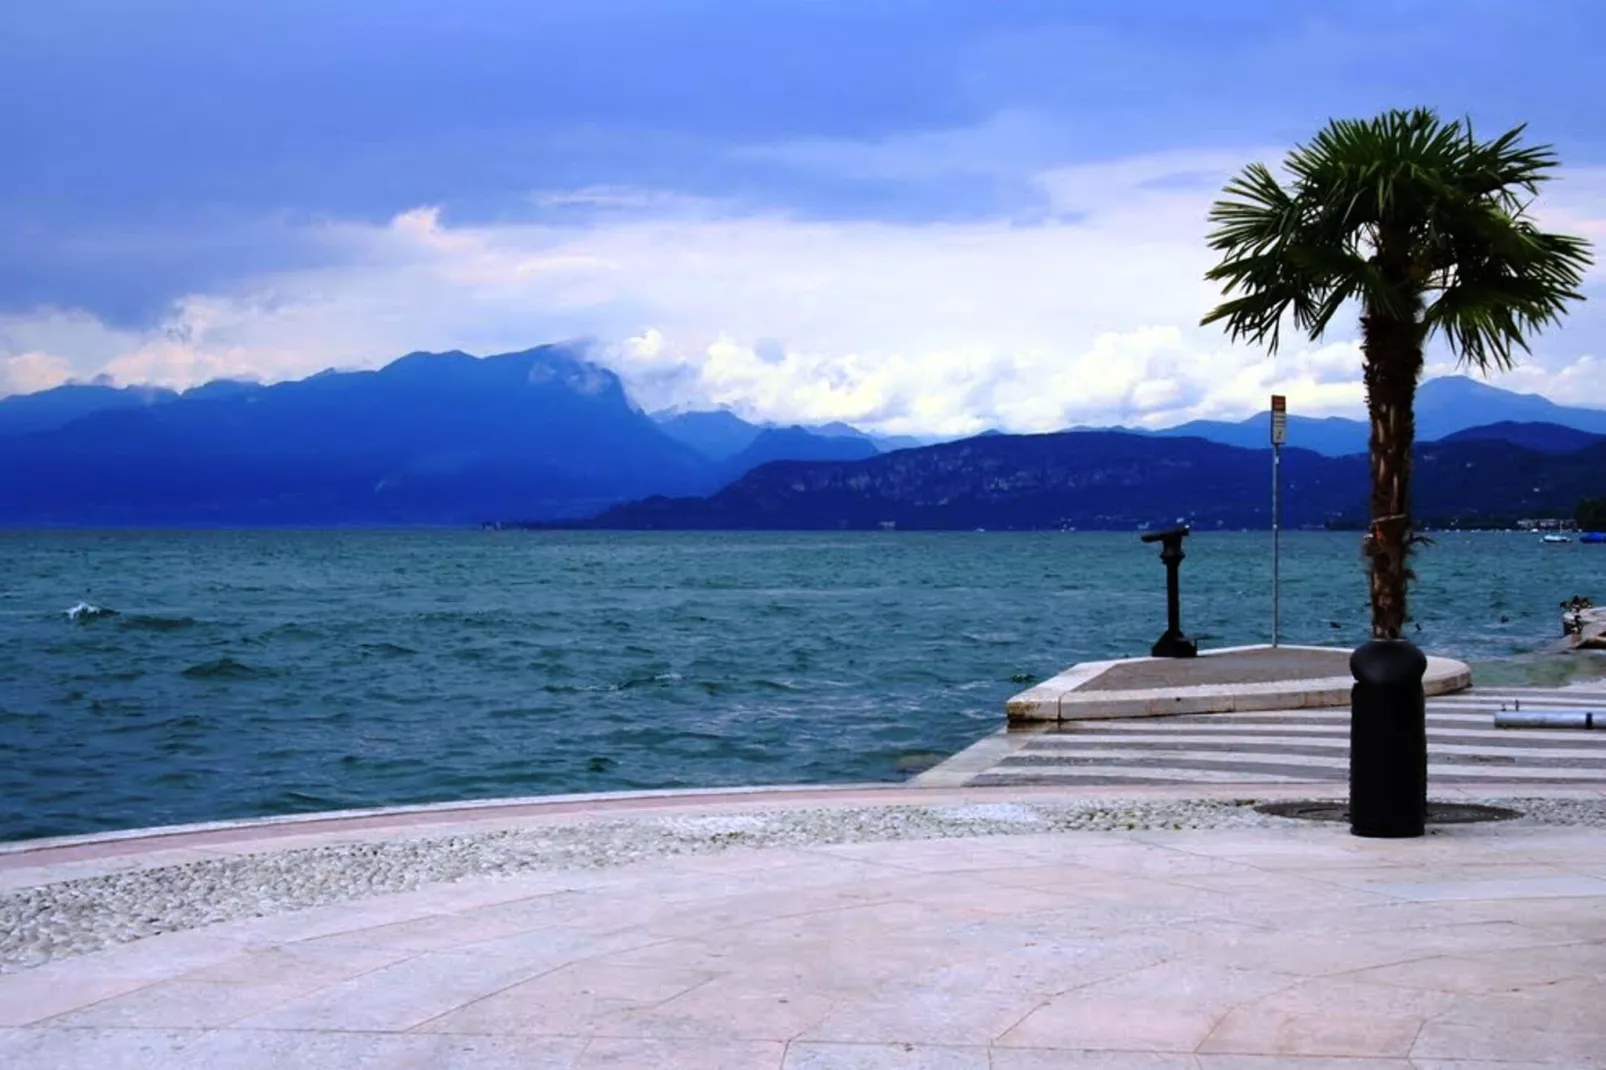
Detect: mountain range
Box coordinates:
(1, 345, 1603, 526)
(559, 430, 1606, 532)
(1083, 376, 1606, 456)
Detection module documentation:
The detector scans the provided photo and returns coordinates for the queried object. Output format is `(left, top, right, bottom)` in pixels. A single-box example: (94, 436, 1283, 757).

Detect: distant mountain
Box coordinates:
(9, 355, 1602, 529)
(553, 430, 1606, 532)
(808, 420, 926, 452)
(1133, 376, 1606, 457)
(0, 382, 178, 437)
(720, 426, 880, 481)
(0, 346, 715, 525)
(1438, 421, 1605, 454)
(654, 409, 765, 461)
(180, 379, 265, 402)
(1152, 413, 1369, 456)
(653, 408, 928, 459)
(869, 433, 929, 452)
(1416, 376, 1606, 439)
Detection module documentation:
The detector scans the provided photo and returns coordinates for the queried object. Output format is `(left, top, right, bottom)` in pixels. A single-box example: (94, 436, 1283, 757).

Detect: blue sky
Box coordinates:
(3, 0, 1603, 432)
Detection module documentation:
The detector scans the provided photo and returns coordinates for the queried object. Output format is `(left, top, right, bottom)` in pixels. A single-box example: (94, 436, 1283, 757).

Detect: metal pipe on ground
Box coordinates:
(1494, 709, 1602, 729)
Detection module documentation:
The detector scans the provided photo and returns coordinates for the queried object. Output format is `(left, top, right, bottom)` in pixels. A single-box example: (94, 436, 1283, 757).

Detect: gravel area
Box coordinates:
(5, 794, 1605, 973)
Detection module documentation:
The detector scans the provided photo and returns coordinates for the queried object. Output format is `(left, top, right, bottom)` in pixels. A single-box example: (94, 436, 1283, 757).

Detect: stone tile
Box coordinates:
(1363, 875, 1606, 902)
(0, 973, 154, 1027)
(193, 1030, 589, 1069)
(998, 997, 1222, 1053)
(782, 1042, 990, 1069)
(44, 978, 319, 1029)
(1416, 978, 1606, 1038)
(215, 897, 452, 946)
(179, 942, 413, 986)
(638, 885, 906, 941)
(417, 961, 717, 1035)
(1410, 1020, 1606, 1066)
(607, 975, 839, 1040)
(298, 906, 564, 953)
(1079, 959, 1297, 1008)
(1199, 978, 1455, 1058)
(992, 1052, 1200, 1070)
(1347, 941, 1604, 994)
(923, 935, 1178, 997)
(577, 1036, 785, 1068)
(0, 1027, 215, 1070)
(235, 951, 547, 1032)
(1413, 1053, 1599, 1060)
(1191, 928, 1466, 978)
(1197, 1057, 1414, 1069)
(50, 931, 256, 981)
(446, 922, 664, 965)
(798, 983, 1041, 1045)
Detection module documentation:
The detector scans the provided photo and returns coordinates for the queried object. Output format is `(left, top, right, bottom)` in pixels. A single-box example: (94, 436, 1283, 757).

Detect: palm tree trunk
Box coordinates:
(1360, 310, 1425, 640)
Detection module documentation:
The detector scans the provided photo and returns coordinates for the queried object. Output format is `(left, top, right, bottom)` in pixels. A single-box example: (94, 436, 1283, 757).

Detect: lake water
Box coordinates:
(1, 530, 1602, 842)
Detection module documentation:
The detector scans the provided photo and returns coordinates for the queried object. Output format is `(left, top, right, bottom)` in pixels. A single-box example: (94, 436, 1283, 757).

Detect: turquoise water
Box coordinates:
(1, 530, 1602, 841)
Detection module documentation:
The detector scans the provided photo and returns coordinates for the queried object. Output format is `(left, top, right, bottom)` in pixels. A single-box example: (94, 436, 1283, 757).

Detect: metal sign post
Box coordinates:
(1270, 394, 1287, 646)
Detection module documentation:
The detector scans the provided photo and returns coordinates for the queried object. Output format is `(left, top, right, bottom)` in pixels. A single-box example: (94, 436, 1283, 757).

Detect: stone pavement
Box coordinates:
(2, 784, 1604, 1068)
(928, 683, 1606, 789)
(1005, 645, 1473, 723)
(1079, 647, 1352, 691)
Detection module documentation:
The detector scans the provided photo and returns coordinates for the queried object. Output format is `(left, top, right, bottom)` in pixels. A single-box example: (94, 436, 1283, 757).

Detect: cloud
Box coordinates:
(3, 147, 1602, 432)
(0, 351, 74, 396)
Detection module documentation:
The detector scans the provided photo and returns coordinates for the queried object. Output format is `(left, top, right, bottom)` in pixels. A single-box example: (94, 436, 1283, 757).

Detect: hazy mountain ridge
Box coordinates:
(3, 352, 1603, 527)
(555, 430, 1606, 532)
(0, 346, 713, 525)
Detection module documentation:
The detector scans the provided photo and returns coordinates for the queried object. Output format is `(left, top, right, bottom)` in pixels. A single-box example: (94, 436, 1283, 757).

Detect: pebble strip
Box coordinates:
(5, 794, 1605, 973)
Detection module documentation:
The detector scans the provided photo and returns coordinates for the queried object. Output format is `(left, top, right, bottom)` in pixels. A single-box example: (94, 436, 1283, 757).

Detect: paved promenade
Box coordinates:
(933, 684, 1606, 788)
(2, 784, 1604, 1068)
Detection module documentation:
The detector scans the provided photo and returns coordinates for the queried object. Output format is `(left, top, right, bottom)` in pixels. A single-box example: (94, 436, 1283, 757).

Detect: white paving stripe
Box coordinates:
(981, 766, 1316, 783)
(1046, 723, 1590, 740)
(1011, 748, 1605, 772)
(1000, 754, 1606, 782)
(967, 686, 1606, 787)
(1026, 737, 1606, 759)
(1462, 687, 1606, 697)
(1432, 697, 1606, 703)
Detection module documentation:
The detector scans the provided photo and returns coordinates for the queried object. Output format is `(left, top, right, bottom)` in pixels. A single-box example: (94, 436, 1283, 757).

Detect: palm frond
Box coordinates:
(1201, 108, 1593, 369)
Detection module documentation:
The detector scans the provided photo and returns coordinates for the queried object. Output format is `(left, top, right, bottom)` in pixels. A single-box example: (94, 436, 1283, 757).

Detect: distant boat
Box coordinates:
(1581, 532, 1606, 544)
(1541, 533, 1573, 544)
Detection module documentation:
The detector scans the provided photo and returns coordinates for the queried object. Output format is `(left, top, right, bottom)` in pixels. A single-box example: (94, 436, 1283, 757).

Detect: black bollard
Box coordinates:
(1140, 527, 1197, 658)
(1349, 639, 1427, 838)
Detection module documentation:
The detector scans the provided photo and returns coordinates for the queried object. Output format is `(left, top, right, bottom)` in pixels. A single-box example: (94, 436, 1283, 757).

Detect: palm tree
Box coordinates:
(1202, 109, 1592, 639)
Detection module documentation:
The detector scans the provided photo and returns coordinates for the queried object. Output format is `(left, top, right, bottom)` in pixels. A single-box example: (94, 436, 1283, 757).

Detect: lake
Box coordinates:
(1, 530, 1601, 841)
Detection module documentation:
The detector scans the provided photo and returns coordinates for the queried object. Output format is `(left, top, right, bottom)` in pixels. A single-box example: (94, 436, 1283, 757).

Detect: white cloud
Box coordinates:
(3, 145, 1602, 433)
(0, 351, 74, 396)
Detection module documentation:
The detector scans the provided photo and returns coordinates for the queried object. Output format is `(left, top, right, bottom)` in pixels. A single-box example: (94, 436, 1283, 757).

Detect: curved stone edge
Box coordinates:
(0, 782, 905, 858)
(1007, 645, 1471, 723)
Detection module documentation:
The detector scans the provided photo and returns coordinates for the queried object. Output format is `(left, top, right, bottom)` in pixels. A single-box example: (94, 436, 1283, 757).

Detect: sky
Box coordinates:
(2, 0, 1604, 435)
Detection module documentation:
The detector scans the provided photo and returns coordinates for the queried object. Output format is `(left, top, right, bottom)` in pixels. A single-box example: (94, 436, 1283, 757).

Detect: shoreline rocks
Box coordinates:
(1562, 598, 1606, 650)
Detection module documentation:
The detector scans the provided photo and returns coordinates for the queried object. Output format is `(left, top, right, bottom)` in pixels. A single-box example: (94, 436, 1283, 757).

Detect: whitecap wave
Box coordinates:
(65, 602, 117, 621)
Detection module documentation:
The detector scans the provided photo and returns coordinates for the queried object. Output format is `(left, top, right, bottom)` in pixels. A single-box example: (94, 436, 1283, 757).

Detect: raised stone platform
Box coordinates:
(1006, 643, 1471, 723)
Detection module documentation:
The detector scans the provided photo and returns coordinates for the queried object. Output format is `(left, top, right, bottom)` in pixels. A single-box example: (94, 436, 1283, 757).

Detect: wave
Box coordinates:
(962, 631, 1019, 645)
(65, 602, 117, 621)
(122, 614, 198, 632)
(180, 657, 268, 680)
(360, 642, 418, 658)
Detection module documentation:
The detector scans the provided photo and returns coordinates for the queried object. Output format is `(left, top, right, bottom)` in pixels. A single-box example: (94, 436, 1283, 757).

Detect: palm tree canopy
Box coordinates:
(1201, 108, 1592, 371)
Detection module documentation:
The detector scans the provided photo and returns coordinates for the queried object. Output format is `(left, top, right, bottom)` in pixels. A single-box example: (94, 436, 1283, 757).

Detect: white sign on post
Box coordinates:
(1270, 394, 1287, 445)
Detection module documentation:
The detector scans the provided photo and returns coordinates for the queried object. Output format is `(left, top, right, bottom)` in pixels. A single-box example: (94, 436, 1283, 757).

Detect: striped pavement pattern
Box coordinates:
(967, 686, 1606, 787)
